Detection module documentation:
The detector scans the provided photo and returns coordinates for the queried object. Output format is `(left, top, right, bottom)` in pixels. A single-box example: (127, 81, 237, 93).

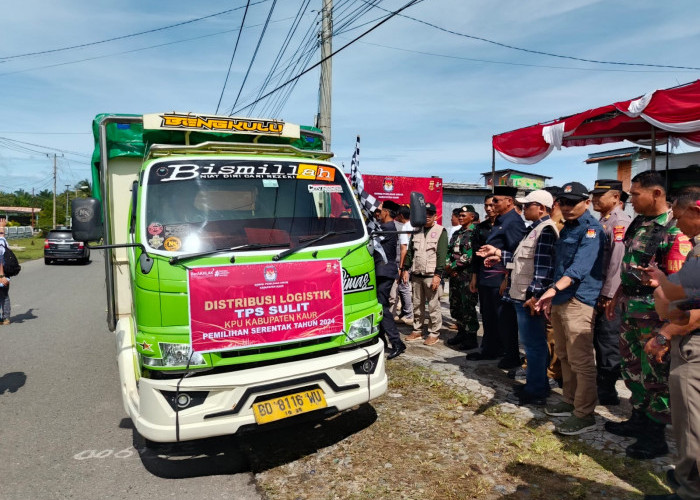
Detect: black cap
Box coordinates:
(452, 207, 461, 215)
(543, 185, 563, 198)
(425, 202, 437, 214)
(591, 179, 624, 194)
(460, 204, 475, 213)
(558, 182, 590, 201)
(382, 200, 400, 212)
(493, 186, 518, 198)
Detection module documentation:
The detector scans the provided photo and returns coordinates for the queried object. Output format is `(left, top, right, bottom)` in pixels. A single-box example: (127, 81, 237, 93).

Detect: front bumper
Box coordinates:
(115, 319, 387, 443)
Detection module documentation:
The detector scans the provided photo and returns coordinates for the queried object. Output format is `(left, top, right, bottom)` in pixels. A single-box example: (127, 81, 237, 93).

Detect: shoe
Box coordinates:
(626, 421, 669, 459)
(386, 341, 406, 360)
(1, 318, 9, 325)
(446, 334, 467, 346)
(404, 331, 423, 342)
(448, 323, 458, 331)
(423, 334, 440, 346)
(643, 494, 682, 500)
(401, 316, 414, 325)
(598, 392, 620, 405)
(497, 357, 522, 370)
(666, 468, 680, 490)
(517, 391, 548, 406)
(460, 339, 479, 350)
(545, 401, 575, 417)
(466, 351, 499, 361)
(555, 414, 597, 435)
(604, 409, 649, 437)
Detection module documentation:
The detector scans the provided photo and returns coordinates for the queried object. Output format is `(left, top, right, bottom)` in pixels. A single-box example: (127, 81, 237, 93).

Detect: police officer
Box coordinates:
(604, 170, 689, 459)
(469, 186, 526, 368)
(445, 205, 479, 350)
(591, 179, 632, 405)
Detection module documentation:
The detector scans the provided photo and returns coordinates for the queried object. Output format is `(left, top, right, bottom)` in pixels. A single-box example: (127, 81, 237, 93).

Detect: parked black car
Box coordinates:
(44, 228, 90, 264)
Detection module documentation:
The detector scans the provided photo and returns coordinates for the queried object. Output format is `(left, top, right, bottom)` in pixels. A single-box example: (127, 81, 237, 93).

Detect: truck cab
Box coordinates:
(76, 113, 388, 443)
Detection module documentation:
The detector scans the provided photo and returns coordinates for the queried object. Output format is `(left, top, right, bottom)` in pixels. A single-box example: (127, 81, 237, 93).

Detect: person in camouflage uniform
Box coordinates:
(445, 205, 479, 350)
(605, 171, 690, 460)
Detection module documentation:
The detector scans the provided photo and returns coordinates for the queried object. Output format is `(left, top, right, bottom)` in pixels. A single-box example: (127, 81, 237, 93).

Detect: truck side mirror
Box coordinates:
(72, 198, 104, 242)
(409, 192, 426, 227)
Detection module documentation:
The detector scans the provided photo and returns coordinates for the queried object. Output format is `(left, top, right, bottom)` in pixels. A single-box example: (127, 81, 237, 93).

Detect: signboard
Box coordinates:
(188, 260, 344, 353)
(359, 175, 443, 223)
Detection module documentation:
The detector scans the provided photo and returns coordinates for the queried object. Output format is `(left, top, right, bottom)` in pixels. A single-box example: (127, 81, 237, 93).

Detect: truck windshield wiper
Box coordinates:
(273, 230, 356, 261)
(169, 242, 290, 265)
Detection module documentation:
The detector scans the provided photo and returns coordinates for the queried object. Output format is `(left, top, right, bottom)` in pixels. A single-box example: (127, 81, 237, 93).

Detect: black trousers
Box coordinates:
(498, 300, 520, 364)
(594, 304, 622, 389)
(478, 285, 502, 356)
(377, 277, 401, 346)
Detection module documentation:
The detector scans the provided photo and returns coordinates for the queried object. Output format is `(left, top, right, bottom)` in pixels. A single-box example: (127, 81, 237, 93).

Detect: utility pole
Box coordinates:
(65, 184, 70, 226)
(318, 0, 332, 151)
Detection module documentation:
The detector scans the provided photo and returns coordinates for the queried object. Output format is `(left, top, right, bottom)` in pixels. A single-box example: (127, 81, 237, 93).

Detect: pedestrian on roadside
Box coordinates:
(0, 226, 11, 324)
(604, 170, 690, 459)
(641, 186, 700, 500)
(591, 179, 632, 405)
(402, 202, 448, 346)
(445, 205, 479, 350)
(535, 182, 605, 435)
(468, 186, 526, 369)
(374, 201, 405, 360)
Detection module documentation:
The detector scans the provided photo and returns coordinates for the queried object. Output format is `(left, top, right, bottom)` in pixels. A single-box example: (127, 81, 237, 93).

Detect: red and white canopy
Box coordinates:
(493, 80, 700, 165)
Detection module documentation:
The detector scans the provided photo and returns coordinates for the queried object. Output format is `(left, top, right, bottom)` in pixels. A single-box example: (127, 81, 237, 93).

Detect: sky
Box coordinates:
(2, 0, 700, 196)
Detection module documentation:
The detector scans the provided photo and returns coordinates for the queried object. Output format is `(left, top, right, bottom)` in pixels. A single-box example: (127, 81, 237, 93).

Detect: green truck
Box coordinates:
(73, 112, 418, 443)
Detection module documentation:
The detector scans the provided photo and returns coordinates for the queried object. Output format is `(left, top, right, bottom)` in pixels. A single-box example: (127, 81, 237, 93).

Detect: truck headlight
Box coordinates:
(346, 315, 375, 341)
(142, 343, 206, 367)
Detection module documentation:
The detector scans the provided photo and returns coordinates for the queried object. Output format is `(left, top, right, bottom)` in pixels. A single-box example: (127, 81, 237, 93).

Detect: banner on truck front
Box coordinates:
(188, 260, 344, 353)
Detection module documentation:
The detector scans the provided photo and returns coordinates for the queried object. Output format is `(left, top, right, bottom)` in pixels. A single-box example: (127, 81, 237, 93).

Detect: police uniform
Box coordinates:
(445, 205, 479, 349)
(591, 179, 632, 404)
(607, 208, 689, 458)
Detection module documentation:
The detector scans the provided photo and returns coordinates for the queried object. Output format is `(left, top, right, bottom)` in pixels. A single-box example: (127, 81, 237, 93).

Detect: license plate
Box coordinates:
(252, 388, 327, 424)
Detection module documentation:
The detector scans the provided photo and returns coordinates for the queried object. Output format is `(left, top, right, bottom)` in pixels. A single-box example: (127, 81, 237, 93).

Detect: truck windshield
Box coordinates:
(143, 159, 365, 253)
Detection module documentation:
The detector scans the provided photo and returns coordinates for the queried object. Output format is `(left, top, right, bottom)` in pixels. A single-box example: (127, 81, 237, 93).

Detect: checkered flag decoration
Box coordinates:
(348, 135, 387, 263)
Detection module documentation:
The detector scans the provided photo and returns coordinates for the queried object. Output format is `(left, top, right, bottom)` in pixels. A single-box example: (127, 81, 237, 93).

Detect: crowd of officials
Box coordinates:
(371, 170, 700, 500)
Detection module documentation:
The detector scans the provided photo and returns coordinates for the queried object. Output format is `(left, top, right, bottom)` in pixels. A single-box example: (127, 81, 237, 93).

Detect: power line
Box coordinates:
(363, 0, 700, 71)
(215, 0, 252, 114)
(0, 16, 294, 78)
(231, 0, 422, 115)
(0, 1, 270, 61)
(229, 0, 279, 115)
(356, 40, 696, 73)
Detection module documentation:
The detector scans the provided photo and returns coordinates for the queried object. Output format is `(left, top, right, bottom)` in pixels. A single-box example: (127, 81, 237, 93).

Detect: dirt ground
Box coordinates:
(252, 300, 677, 500)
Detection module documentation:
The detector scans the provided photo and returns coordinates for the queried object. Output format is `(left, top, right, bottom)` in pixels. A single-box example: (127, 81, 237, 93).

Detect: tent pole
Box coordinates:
(651, 126, 656, 171)
(491, 146, 495, 193)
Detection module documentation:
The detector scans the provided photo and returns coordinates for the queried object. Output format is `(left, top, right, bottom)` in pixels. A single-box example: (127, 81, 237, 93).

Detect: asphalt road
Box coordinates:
(0, 251, 262, 500)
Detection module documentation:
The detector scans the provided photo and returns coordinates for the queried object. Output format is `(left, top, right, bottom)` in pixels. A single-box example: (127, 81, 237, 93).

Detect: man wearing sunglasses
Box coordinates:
(535, 182, 605, 435)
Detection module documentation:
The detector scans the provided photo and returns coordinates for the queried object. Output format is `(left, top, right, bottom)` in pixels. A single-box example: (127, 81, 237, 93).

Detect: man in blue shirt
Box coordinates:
(536, 182, 605, 435)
